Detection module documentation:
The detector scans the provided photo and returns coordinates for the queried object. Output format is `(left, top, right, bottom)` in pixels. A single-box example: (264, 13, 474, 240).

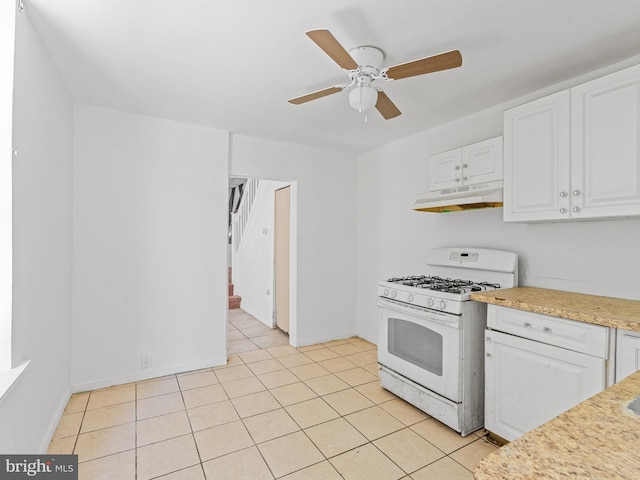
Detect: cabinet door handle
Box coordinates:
(462, 177, 468, 181)
(573, 206, 580, 213)
(559, 191, 567, 197)
(486, 353, 492, 358)
(559, 208, 566, 214)
(455, 178, 461, 182)
(455, 165, 460, 170)
(543, 327, 552, 333)
(462, 164, 468, 168)
(573, 189, 581, 196)
(524, 322, 532, 328)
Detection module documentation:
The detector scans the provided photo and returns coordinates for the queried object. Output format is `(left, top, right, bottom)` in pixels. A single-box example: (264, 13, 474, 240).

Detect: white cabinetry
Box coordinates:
(571, 67, 640, 218)
(616, 329, 640, 382)
(429, 137, 503, 192)
(503, 92, 570, 222)
(485, 305, 608, 441)
(504, 63, 640, 222)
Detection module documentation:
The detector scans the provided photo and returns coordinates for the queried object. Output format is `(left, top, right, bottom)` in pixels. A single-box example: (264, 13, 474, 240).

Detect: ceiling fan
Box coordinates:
(288, 29, 463, 120)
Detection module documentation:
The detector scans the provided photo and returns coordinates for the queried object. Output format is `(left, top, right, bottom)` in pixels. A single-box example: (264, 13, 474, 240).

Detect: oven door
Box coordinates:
(378, 297, 461, 402)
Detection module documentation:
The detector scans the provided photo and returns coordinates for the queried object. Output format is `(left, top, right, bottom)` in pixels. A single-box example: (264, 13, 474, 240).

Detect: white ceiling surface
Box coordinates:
(26, 0, 640, 154)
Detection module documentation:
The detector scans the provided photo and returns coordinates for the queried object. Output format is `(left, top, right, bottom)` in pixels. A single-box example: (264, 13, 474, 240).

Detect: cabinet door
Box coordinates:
(571, 64, 640, 219)
(429, 148, 462, 191)
(485, 329, 604, 441)
(462, 137, 503, 185)
(616, 330, 640, 382)
(503, 91, 571, 222)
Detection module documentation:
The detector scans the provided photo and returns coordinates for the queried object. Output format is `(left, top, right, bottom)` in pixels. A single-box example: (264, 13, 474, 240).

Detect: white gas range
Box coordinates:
(377, 247, 518, 436)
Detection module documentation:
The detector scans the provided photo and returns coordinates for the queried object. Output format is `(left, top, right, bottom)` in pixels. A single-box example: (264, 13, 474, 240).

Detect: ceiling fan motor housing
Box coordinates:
(348, 46, 385, 83)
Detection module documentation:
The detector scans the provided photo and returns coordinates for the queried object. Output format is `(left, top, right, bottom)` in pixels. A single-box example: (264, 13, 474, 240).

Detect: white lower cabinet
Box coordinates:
(616, 329, 640, 382)
(485, 306, 607, 441)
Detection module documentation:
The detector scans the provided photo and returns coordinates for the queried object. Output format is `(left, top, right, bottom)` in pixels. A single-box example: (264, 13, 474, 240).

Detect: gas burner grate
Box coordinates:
(386, 275, 500, 294)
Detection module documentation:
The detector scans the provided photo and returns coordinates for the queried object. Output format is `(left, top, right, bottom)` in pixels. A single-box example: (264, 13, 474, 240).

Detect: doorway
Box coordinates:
(227, 178, 298, 345)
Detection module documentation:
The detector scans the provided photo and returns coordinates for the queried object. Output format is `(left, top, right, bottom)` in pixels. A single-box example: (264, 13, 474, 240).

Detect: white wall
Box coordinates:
(230, 135, 357, 346)
(233, 180, 289, 326)
(72, 106, 229, 391)
(356, 60, 640, 344)
(0, 0, 16, 373)
(0, 7, 74, 453)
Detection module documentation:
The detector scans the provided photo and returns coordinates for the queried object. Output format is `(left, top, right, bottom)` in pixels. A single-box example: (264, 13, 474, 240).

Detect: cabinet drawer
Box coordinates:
(487, 305, 609, 358)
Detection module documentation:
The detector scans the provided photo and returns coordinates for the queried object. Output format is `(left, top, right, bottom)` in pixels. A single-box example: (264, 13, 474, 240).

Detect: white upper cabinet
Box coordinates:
(429, 148, 463, 191)
(504, 91, 571, 222)
(571, 66, 640, 218)
(463, 137, 504, 186)
(504, 63, 640, 222)
(429, 137, 503, 192)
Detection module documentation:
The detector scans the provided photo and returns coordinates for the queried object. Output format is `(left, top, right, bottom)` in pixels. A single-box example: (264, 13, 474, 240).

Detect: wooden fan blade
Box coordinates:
(306, 29, 358, 70)
(385, 50, 462, 80)
(288, 86, 343, 105)
(375, 91, 402, 119)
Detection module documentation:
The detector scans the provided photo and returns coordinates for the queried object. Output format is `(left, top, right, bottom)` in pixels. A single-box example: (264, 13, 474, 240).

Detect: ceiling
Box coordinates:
(25, 0, 640, 155)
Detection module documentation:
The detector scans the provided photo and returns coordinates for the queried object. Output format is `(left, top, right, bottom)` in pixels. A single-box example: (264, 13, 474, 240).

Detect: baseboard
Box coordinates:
(39, 384, 73, 454)
(71, 356, 228, 393)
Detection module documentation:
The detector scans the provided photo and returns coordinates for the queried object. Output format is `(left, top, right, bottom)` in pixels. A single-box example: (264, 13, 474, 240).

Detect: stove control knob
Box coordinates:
(439, 300, 447, 310)
(407, 293, 414, 303)
(427, 298, 435, 307)
(383, 288, 389, 297)
(390, 290, 397, 299)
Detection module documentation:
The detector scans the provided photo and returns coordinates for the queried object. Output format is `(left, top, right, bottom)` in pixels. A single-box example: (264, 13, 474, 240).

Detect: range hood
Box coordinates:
(413, 180, 503, 213)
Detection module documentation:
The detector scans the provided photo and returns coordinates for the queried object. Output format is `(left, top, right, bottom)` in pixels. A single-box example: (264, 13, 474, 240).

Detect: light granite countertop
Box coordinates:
(471, 286, 640, 479)
(474, 369, 640, 480)
(471, 286, 640, 332)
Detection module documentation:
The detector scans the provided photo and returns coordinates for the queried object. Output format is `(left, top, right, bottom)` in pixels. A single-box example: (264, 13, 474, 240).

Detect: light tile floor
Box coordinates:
(48, 309, 498, 479)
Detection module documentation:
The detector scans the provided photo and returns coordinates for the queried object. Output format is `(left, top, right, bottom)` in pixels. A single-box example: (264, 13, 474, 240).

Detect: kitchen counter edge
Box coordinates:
(471, 286, 640, 332)
(473, 369, 640, 480)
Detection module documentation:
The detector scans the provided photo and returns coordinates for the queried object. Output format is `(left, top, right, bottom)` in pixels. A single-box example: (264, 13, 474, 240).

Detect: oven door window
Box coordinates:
(388, 317, 443, 376)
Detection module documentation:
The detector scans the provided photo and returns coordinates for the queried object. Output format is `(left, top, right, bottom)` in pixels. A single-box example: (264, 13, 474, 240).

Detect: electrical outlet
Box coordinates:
(141, 354, 152, 369)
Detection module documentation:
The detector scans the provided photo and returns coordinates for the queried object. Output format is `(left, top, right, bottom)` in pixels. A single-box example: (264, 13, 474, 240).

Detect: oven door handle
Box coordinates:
(377, 297, 459, 325)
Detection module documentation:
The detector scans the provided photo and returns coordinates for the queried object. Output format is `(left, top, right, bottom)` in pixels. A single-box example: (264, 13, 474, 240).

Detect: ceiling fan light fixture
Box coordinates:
(348, 85, 378, 113)
(290, 29, 462, 120)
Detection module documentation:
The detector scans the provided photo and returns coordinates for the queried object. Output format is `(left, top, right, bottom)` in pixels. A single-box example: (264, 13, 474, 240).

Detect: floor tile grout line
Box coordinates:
(204, 337, 282, 479)
(173, 374, 209, 480)
(74, 389, 133, 465)
(52, 311, 496, 478)
(286, 346, 463, 477)
(68, 391, 90, 462)
(188, 331, 382, 474)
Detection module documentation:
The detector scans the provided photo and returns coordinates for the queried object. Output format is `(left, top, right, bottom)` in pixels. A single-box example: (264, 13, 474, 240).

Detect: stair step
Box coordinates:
(229, 295, 241, 309)
(228, 283, 235, 296)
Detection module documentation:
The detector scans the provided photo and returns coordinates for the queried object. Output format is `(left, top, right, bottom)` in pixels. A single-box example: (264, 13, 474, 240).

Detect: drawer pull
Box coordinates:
(524, 322, 532, 328)
(543, 327, 552, 333)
